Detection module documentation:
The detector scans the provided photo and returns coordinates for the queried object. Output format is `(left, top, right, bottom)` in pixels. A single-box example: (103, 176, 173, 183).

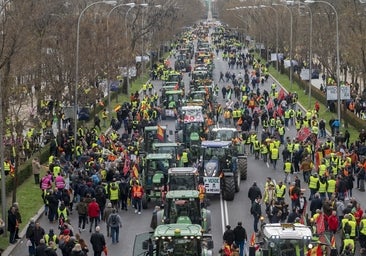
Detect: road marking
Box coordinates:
(224, 199, 229, 228)
(266, 162, 269, 168)
(220, 193, 230, 234)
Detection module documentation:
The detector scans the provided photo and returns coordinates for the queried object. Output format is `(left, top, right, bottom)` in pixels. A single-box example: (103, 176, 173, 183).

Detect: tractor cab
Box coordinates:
(156, 190, 211, 233)
(142, 125, 167, 154)
(168, 167, 199, 191)
(141, 153, 174, 209)
(259, 223, 313, 256)
(133, 224, 214, 256)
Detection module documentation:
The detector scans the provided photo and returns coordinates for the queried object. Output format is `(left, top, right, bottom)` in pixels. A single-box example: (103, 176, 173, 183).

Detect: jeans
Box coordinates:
(34, 174, 40, 184)
(110, 226, 120, 243)
(133, 198, 142, 212)
(78, 214, 87, 229)
(89, 217, 99, 232)
(235, 240, 245, 256)
(253, 215, 260, 232)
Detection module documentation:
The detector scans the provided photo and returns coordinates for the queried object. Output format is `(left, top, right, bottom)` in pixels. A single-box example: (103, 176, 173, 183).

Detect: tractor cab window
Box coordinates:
(169, 175, 196, 191)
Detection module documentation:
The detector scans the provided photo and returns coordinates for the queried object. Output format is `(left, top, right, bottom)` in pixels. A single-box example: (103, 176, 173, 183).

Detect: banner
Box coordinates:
(326, 86, 351, 100)
(300, 68, 310, 80)
(270, 53, 284, 61)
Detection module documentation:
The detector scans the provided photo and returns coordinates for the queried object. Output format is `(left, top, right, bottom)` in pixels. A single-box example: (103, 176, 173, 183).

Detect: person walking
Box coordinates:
(76, 198, 88, 232)
(33, 222, 45, 247)
(32, 157, 42, 185)
(223, 225, 235, 246)
(88, 198, 100, 233)
(251, 196, 262, 235)
(131, 181, 144, 215)
(90, 226, 106, 256)
(26, 218, 36, 256)
(107, 209, 122, 244)
(247, 182, 262, 204)
(233, 222, 247, 256)
(8, 206, 18, 244)
(103, 202, 114, 237)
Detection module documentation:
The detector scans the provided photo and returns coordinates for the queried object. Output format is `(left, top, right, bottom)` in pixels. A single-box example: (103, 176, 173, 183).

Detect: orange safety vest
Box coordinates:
(198, 185, 205, 201)
(132, 186, 143, 198)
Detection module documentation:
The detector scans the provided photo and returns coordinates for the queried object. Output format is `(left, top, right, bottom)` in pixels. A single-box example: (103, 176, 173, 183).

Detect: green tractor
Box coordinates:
(142, 126, 167, 154)
(161, 90, 184, 120)
(176, 106, 204, 150)
(199, 140, 245, 201)
(208, 127, 247, 180)
(152, 142, 184, 167)
(141, 153, 175, 209)
(133, 224, 214, 256)
(155, 190, 211, 233)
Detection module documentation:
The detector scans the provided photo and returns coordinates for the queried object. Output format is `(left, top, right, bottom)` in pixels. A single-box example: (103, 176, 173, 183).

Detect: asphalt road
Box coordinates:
(11, 31, 366, 256)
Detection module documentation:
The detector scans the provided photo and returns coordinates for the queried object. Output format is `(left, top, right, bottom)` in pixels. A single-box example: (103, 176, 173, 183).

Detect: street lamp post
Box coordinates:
(74, 0, 116, 150)
(106, 2, 135, 114)
(259, 5, 279, 72)
(273, 3, 293, 89)
(298, 3, 313, 108)
(305, 0, 340, 124)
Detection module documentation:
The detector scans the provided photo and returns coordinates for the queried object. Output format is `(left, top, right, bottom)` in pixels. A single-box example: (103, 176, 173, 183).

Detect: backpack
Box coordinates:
(110, 214, 118, 226)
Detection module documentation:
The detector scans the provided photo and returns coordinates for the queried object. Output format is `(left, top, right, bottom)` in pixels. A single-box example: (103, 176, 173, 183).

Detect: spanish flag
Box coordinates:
(307, 245, 322, 256)
(132, 164, 139, 178)
(330, 235, 336, 248)
(250, 232, 256, 246)
(157, 125, 164, 142)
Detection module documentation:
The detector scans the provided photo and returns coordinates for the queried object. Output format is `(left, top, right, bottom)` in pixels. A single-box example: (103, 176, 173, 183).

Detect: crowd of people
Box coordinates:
(210, 28, 366, 256)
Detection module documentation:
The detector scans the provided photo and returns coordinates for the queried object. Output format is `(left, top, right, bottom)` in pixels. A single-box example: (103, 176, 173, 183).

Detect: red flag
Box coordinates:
(123, 157, 130, 176)
(277, 88, 285, 100)
(157, 125, 164, 142)
(316, 214, 325, 235)
(267, 99, 274, 110)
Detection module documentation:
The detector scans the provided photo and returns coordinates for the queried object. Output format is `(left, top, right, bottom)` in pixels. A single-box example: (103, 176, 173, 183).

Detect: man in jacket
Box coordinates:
(251, 196, 262, 234)
(102, 203, 114, 237)
(247, 182, 262, 204)
(8, 206, 17, 244)
(233, 222, 247, 256)
(107, 209, 122, 244)
(223, 225, 235, 246)
(88, 198, 100, 233)
(76, 198, 88, 232)
(90, 226, 106, 256)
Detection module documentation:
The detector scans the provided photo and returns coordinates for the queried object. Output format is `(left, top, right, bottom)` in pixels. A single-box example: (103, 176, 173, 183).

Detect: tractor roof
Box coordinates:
(153, 142, 180, 148)
(154, 224, 202, 238)
(146, 153, 173, 160)
(181, 106, 203, 111)
(211, 128, 238, 133)
(166, 190, 199, 199)
(201, 140, 232, 148)
(168, 167, 198, 175)
(262, 223, 312, 240)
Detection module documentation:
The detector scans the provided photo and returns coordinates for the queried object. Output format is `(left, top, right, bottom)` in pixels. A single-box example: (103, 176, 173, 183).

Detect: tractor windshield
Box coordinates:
(169, 175, 196, 191)
(203, 147, 227, 160)
(211, 130, 236, 141)
(268, 239, 308, 256)
(157, 238, 199, 256)
(165, 199, 200, 225)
